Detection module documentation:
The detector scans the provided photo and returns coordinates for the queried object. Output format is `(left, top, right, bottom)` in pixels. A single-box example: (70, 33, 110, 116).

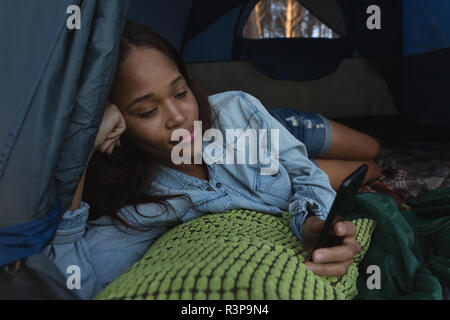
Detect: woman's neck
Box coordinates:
(160, 160, 209, 181)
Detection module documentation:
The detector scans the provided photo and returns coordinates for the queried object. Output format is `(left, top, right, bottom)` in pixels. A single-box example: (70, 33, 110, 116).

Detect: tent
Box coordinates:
(0, 0, 130, 268)
(1, 0, 449, 298)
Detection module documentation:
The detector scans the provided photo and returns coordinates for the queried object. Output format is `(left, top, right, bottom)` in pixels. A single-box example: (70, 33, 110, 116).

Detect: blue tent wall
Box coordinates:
(181, 0, 449, 124)
(0, 0, 129, 266)
(403, 0, 450, 55)
(127, 0, 194, 51)
(182, 5, 243, 62)
(402, 0, 450, 125)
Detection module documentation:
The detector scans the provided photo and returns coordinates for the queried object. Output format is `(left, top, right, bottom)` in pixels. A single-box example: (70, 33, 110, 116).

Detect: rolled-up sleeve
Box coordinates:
(44, 202, 167, 299)
(43, 202, 98, 299)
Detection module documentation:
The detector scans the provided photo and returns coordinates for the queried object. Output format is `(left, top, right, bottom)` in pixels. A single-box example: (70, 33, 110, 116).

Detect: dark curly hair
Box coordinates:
(83, 21, 212, 232)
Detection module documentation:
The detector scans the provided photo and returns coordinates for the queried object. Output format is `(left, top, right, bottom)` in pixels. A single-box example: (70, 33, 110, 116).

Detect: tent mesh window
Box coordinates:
(243, 0, 340, 39)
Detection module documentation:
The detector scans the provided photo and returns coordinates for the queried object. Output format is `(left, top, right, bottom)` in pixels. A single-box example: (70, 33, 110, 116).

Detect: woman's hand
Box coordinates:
(94, 102, 126, 155)
(69, 102, 126, 211)
(301, 215, 361, 276)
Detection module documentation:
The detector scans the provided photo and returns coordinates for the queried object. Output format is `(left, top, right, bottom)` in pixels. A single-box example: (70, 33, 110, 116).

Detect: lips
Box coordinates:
(170, 126, 196, 145)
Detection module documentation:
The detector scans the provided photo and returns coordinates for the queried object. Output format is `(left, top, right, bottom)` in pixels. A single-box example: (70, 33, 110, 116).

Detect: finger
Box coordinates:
(106, 142, 115, 155)
(333, 221, 356, 237)
(305, 259, 354, 277)
(111, 139, 120, 150)
(342, 236, 361, 254)
(118, 113, 126, 129)
(99, 138, 115, 154)
(114, 110, 126, 129)
(311, 245, 355, 264)
(99, 141, 109, 153)
(107, 123, 126, 139)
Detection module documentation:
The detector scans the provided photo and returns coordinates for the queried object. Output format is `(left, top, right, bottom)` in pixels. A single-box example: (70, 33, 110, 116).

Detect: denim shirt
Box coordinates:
(44, 91, 336, 299)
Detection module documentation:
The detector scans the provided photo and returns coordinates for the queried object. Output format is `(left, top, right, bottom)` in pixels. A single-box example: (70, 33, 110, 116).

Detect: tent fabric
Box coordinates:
(236, 38, 353, 81)
(186, 59, 398, 118)
(182, 5, 243, 63)
(403, 0, 450, 55)
(298, 0, 349, 37)
(182, 0, 450, 61)
(403, 48, 450, 125)
(127, 0, 194, 51)
(181, 0, 353, 65)
(401, 1, 450, 125)
(0, 0, 129, 266)
(183, 0, 245, 44)
(0, 195, 61, 267)
(232, 1, 353, 81)
(182, 0, 450, 125)
(0, 252, 79, 299)
(346, 0, 402, 58)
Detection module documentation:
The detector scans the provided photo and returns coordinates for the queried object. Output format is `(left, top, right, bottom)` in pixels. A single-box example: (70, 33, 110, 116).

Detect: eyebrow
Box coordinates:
(126, 76, 184, 109)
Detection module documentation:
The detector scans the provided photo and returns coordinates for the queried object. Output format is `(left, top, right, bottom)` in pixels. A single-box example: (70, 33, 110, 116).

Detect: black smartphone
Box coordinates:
(313, 164, 369, 250)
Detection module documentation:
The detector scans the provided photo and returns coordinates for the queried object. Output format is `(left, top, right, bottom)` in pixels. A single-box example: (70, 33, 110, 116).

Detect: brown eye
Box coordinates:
(138, 109, 156, 118)
(175, 91, 187, 99)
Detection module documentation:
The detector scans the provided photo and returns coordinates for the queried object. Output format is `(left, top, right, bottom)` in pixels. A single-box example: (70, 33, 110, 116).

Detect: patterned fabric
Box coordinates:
(95, 209, 376, 300)
(358, 146, 450, 211)
(376, 149, 450, 200)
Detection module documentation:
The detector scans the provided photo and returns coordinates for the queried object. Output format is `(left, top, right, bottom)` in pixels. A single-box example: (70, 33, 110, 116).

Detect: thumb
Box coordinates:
(307, 215, 325, 233)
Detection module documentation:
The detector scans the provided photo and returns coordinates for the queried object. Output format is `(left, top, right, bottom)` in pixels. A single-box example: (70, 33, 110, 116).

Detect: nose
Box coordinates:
(164, 100, 186, 129)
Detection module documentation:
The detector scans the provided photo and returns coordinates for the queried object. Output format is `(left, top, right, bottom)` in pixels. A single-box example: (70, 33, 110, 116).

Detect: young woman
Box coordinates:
(45, 22, 381, 299)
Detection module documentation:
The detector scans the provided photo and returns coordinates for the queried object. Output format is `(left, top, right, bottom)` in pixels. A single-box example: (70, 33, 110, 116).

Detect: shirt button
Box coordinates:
(216, 182, 222, 188)
(207, 186, 213, 191)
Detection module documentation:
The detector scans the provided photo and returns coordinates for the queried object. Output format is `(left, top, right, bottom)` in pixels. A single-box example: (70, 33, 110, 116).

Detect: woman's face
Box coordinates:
(111, 47, 200, 164)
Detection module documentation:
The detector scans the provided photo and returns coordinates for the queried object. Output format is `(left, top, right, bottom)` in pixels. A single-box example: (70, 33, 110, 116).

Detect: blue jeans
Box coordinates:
(270, 108, 333, 159)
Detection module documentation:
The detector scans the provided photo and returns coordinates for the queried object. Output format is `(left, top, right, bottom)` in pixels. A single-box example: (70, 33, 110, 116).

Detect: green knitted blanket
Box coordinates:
(95, 209, 376, 300)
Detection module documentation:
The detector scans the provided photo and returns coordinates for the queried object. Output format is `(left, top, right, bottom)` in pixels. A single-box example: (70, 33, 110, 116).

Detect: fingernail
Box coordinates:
(305, 263, 313, 271)
(315, 252, 323, 261)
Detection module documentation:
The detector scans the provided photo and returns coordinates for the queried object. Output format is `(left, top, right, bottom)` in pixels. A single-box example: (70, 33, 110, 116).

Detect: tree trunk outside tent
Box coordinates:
(243, 0, 339, 39)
